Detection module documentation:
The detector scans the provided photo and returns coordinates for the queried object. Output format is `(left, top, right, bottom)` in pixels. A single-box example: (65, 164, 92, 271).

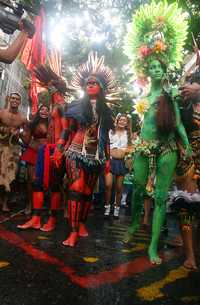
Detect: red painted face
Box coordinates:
(86, 78, 101, 97)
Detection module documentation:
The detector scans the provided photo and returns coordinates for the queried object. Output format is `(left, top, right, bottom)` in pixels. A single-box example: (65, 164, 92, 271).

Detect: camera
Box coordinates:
(0, 0, 23, 34)
(0, 0, 38, 35)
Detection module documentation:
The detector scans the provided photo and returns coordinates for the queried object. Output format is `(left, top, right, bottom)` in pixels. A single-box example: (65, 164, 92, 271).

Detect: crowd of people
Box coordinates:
(0, 1, 199, 271)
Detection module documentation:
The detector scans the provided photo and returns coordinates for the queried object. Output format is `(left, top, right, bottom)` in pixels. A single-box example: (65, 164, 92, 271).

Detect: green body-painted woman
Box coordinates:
(125, 59, 191, 264)
(123, 1, 191, 264)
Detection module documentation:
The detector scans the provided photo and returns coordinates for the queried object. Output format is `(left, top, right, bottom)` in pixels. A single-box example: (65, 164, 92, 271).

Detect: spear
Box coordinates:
(192, 32, 200, 68)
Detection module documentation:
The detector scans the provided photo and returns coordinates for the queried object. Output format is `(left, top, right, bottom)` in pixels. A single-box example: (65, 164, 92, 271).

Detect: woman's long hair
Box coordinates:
(111, 113, 132, 144)
(156, 92, 175, 136)
(81, 90, 114, 131)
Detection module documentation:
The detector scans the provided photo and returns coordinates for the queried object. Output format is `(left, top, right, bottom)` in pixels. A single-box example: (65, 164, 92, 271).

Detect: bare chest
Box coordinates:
(1, 112, 23, 128)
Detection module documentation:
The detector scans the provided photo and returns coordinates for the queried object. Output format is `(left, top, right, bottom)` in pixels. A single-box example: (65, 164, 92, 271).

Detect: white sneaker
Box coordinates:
(121, 193, 127, 205)
(104, 204, 111, 216)
(113, 206, 120, 218)
(121, 201, 127, 207)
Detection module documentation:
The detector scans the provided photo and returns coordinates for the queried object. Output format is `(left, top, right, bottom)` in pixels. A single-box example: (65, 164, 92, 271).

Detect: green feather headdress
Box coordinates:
(124, 0, 188, 74)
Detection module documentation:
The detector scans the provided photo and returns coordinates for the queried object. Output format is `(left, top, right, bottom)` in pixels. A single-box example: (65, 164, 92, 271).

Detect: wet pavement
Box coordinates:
(0, 200, 199, 305)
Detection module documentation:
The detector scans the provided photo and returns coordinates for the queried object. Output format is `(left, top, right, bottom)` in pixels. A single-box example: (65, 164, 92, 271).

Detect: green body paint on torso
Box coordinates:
(140, 94, 174, 143)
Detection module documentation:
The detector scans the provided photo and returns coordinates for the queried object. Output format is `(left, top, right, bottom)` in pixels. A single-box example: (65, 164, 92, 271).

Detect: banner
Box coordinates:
(21, 8, 46, 115)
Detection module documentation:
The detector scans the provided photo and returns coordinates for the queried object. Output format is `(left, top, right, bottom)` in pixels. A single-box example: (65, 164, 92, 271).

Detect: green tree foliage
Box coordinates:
(165, 0, 200, 50)
(19, 0, 200, 116)
(42, 0, 151, 114)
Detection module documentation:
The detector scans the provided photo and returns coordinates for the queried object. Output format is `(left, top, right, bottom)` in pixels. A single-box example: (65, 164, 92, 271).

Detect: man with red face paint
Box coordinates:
(53, 52, 116, 247)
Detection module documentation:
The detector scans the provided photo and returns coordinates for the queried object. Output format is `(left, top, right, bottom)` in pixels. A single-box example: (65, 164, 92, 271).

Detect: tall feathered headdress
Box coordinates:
(34, 65, 68, 94)
(71, 51, 119, 100)
(124, 0, 188, 74)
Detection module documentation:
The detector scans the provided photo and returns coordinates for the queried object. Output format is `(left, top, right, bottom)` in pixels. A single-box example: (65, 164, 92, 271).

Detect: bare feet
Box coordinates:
(17, 216, 41, 229)
(183, 259, 198, 271)
(150, 256, 162, 265)
(78, 223, 88, 237)
(123, 225, 138, 244)
(148, 246, 162, 265)
(62, 232, 78, 247)
(40, 216, 56, 232)
(166, 235, 183, 247)
(123, 232, 134, 244)
(2, 206, 10, 213)
(2, 201, 10, 212)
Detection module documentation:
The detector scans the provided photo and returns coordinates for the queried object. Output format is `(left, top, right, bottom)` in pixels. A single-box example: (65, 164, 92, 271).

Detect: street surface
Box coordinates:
(0, 198, 199, 305)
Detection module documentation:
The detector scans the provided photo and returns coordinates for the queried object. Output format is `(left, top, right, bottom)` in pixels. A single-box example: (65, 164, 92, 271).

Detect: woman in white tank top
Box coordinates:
(104, 113, 132, 218)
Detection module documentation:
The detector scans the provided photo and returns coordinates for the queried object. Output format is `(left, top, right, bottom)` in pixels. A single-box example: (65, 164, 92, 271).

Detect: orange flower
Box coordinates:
(154, 40, 166, 52)
(157, 16, 165, 24)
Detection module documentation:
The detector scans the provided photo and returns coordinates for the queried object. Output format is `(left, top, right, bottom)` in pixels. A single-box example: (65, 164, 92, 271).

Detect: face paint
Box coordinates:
(86, 78, 101, 97)
(148, 60, 165, 81)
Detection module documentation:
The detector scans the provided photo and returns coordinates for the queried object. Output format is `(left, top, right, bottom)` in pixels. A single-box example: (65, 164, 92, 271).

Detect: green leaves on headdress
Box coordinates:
(124, 0, 188, 74)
